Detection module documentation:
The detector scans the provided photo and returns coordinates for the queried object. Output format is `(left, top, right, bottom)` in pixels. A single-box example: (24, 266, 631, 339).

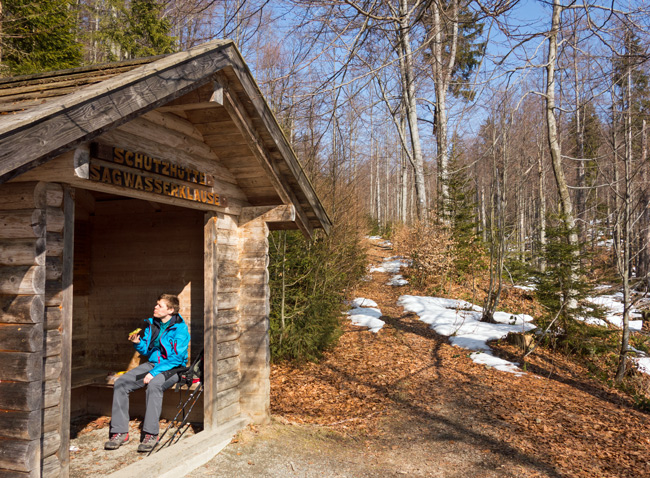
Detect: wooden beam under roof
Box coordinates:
(215, 73, 314, 237)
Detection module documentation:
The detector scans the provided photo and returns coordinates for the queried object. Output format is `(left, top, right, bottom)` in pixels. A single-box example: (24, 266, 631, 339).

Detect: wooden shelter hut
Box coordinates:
(0, 40, 331, 478)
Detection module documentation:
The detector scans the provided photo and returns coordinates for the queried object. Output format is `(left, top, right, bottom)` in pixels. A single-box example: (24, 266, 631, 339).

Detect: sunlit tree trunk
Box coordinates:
(545, 0, 580, 308)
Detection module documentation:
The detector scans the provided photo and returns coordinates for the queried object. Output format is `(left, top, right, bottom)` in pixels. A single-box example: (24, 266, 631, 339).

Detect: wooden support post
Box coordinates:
(237, 218, 270, 424)
(203, 212, 219, 430)
(58, 186, 74, 477)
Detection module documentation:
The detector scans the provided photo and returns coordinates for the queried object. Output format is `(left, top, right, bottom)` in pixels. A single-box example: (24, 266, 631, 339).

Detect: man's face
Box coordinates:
(153, 300, 174, 320)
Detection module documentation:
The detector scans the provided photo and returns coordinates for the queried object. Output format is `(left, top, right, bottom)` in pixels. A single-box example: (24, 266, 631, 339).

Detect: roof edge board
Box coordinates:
(218, 48, 332, 234)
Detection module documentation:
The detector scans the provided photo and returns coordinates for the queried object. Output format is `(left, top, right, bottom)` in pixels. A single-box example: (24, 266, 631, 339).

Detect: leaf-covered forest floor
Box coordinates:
(72, 238, 650, 477)
(256, 238, 650, 478)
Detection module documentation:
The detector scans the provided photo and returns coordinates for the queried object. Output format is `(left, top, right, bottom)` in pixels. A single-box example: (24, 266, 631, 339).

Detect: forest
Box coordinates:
(1, 0, 649, 399)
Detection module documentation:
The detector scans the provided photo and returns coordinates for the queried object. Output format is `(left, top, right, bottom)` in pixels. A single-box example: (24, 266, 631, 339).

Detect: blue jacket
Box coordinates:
(134, 313, 189, 378)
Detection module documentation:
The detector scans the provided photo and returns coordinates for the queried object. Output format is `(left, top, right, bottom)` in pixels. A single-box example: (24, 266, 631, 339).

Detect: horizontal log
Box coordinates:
(239, 256, 269, 270)
(216, 262, 239, 277)
(41, 455, 60, 478)
(216, 323, 240, 343)
(44, 257, 61, 281)
(216, 387, 239, 411)
(239, 284, 269, 302)
(45, 184, 63, 208)
(216, 309, 238, 325)
(217, 340, 240, 360)
(44, 281, 62, 307)
(216, 244, 238, 261)
(239, 301, 270, 317)
(215, 402, 241, 424)
(43, 307, 62, 330)
(41, 431, 60, 459)
(0, 266, 45, 296)
(45, 233, 63, 257)
(0, 352, 42, 382)
(216, 214, 238, 231)
(240, 270, 268, 286)
(44, 356, 62, 381)
(0, 469, 38, 478)
(0, 381, 42, 411)
(239, 205, 295, 225)
(216, 370, 240, 392)
(0, 239, 45, 267)
(216, 356, 239, 375)
(216, 232, 238, 247)
(0, 410, 41, 440)
(0, 438, 39, 473)
(141, 110, 204, 142)
(216, 292, 238, 310)
(43, 380, 61, 409)
(0, 295, 44, 324)
(241, 240, 268, 255)
(0, 183, 47, 210)
(42, 406, 60, 435)
(44, 330, 62, 357)
(216, 277, 240, 293)
(0, 324, 43, 353)
(0, 210, 45, 240)
(45, 208, 64, 234)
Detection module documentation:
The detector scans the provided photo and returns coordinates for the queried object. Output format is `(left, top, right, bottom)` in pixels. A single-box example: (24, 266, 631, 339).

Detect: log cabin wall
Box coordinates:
(0, 181, 70, 478)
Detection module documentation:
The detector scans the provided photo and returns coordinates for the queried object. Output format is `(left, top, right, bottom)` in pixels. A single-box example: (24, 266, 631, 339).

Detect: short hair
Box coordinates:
(158, 294, 180, 313)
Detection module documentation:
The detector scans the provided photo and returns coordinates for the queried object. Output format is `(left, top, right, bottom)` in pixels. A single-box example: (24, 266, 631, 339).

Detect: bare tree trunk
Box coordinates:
(483, 116, 507, 323)
(546, 0, 580, 307)
(537, 131, 547, 272)
(397, 0, 428, 221)
(429, 0, 459, 222)
(400, 112, 409, 223)
(638, 121, 650, 283)
(616, 62, 634, 383)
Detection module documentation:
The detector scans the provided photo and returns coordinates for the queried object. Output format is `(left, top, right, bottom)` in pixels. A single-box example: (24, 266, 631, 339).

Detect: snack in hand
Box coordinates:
(129, 327, 142, 336)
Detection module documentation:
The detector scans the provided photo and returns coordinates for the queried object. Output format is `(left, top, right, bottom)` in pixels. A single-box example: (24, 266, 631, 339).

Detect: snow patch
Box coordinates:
(397, 295, 535, 375)
(346, 297, 384, 333)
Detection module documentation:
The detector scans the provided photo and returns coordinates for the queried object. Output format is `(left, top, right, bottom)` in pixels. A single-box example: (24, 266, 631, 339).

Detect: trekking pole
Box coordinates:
(147, 381, 202, 455)
(165, 382, 204, 447)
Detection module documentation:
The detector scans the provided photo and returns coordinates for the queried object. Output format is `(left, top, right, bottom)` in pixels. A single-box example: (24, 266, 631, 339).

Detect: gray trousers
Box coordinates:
(110, 362, 179, 435)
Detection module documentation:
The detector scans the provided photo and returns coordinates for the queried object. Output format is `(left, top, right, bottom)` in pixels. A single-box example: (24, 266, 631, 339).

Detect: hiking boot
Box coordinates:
(137, 433, 158, 453)
(104, 432, 129, 450)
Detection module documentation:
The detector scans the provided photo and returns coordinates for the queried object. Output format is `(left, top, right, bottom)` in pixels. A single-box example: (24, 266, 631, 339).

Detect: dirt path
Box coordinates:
(71, 238, 650, 477)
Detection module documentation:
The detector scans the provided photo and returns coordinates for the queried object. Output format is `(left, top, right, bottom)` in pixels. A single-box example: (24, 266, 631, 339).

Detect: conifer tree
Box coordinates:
(1, 0, 83, 75)
(88, 0, 175, 62)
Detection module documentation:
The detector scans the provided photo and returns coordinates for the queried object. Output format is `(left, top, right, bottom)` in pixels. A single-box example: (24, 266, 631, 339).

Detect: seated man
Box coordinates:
(104, 293, 190, 452)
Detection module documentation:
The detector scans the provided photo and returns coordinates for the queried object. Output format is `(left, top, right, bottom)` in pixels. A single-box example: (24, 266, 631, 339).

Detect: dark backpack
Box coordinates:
(176, 349, 203, 388)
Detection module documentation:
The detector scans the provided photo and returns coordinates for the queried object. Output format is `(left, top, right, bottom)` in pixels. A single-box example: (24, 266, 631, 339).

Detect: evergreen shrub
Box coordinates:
(268, 227, 367, 362)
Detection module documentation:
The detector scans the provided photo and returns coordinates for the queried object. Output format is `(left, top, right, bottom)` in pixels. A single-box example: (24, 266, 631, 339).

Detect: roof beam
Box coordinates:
(239, 205, 295, 226)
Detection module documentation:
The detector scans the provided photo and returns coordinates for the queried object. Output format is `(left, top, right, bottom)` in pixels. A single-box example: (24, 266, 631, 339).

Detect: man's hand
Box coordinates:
(128, 332, 141, 344)
(143, 373, 154, 384)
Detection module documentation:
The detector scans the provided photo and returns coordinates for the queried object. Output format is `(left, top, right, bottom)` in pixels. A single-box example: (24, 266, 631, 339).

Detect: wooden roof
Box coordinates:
(0, 40, 331, 236)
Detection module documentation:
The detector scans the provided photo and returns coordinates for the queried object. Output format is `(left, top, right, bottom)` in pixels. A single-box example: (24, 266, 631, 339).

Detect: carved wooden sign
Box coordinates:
(88, 143, 225, 207)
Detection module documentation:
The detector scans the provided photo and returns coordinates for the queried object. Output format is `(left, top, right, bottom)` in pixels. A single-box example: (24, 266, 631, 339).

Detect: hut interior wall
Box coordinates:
(71, 195, 205, 418)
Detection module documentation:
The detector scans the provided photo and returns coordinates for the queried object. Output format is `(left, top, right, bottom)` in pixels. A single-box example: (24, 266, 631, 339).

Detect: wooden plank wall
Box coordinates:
(237, 217, 271, 423)
(0, 182, 48, 477)
(84, 199, 204, 374)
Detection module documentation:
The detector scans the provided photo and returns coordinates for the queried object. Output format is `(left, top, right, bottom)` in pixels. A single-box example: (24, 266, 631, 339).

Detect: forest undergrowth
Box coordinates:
(270, 234, 650, 478)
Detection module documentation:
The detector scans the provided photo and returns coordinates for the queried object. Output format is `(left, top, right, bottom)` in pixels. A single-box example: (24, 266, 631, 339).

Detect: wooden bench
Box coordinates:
(71, 368, 200, 390)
